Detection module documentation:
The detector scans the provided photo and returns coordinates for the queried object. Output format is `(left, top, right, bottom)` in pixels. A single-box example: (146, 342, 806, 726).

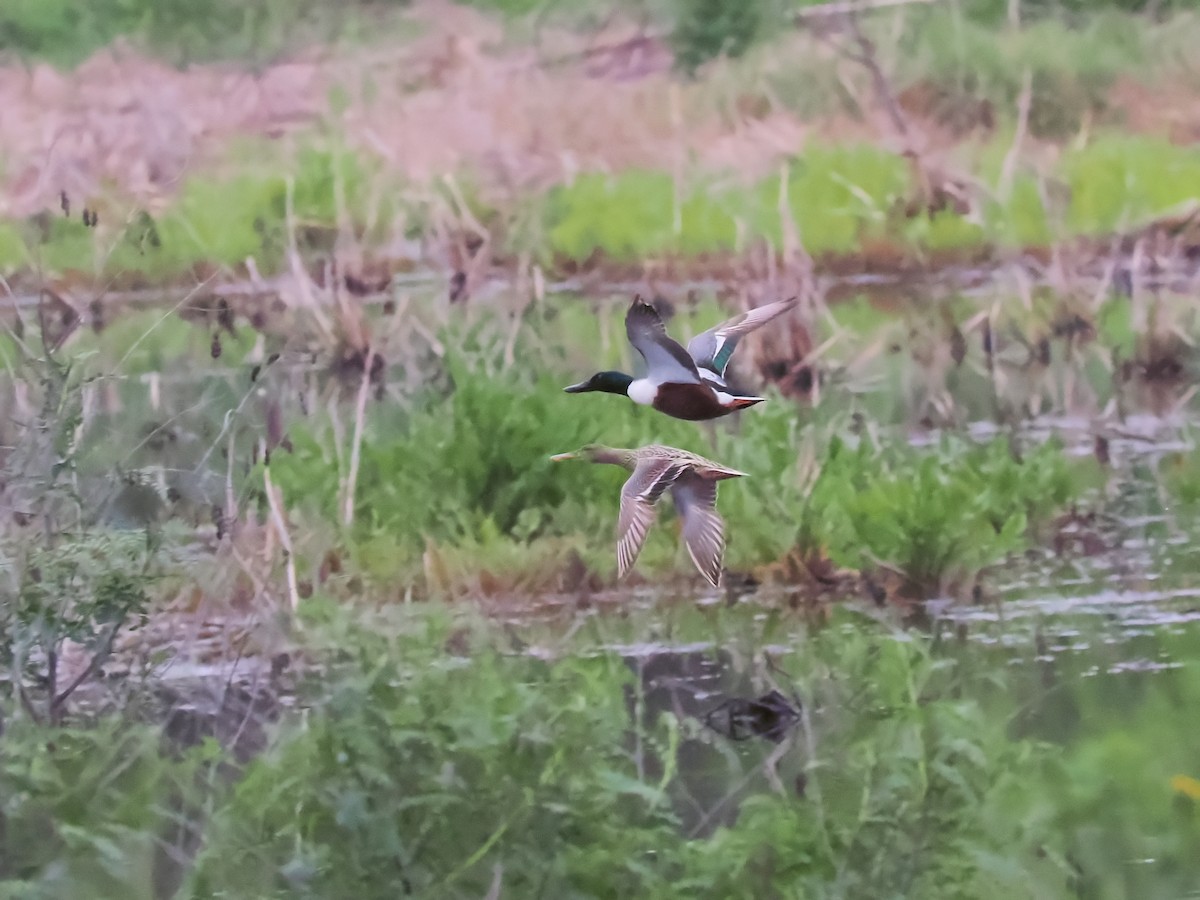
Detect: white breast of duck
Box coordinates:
(627, 377, 660, 406)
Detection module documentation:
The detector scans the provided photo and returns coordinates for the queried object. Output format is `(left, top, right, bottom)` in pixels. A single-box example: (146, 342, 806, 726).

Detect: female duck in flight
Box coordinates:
(549, 443, 747, 587)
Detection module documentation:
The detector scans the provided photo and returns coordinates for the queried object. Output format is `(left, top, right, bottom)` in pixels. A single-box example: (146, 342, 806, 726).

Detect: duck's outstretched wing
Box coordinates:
(670, 472, 726, 588)
(687, 297, 798, 380)
(617, 457, 685, 578)
(626, 297, 701, 383)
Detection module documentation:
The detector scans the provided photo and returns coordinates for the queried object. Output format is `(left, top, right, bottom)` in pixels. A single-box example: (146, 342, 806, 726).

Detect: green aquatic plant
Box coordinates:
(801, 435, 1087, 596)
(543, 147, 914, 264)
(5, 588, 1200, 897)
(904, 9, 1150, 138)
(670, 0, 767, 75)
(545, 171, 738, 262)
(272, 358, 694, 544)
(267, 329, 1092, 595)
(0, 716, 203, 895)
(0, 0, 404, 67)
(189, 605, 681, 898)
(183, 603, 1075, 898)
(1062, 135, 1200, 235)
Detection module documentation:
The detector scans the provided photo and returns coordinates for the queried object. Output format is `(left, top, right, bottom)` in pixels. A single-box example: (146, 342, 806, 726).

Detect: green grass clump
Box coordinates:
(803, 435, 1085, 594)
(267, 296, 1089, 594)
(902, 9, 1149, 137)
(190, 608, 680, 897)
(544, 146, 911, 263)
(1063, 135, 1200, 234)
(268, 347, 701, 572)
(977, 133, 1200, 245)
(8, 585, 1200, 897)
(545, 171, 738, 261)
(0, 178, 284, 281)
(184, 605, 1070, 898)
(1157, 444, 1200, 508)
(0, 0, 138, 66)
(158, 174, 288, 272)
(136, 146, 383, 276)
(265, 344, 792, 583)
(768, 147, 911, 253)
(0, 717, 200, 892)
(542, 133, 1200, 267)
(669, 0, 769, 74)
(18, 216, 99, 275)
(4, 604, 1072, 897)
(0, 221, 24, 272)
(981, 170, 1053, 247)
(3, 146, 393, 283)
(2, 130, 1198, 285)
(1031, 629, 1200, 899)
(0, 0, 414, 67)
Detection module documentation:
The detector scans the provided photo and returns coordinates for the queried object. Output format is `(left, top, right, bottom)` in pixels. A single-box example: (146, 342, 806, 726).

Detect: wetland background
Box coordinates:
(4, 0, 1200, 896)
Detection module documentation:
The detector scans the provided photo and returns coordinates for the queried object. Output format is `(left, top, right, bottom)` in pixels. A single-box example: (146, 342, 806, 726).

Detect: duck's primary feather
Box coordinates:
(687, 297, 799, 380)
(616, 457, 684, 578)
(670, 473, 726, 588)
(625, 299, 702, 383)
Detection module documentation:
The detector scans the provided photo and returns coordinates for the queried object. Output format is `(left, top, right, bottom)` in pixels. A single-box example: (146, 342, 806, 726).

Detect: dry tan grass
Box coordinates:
(0, 1, 832, 218)
(3, 0, 1199, 226)
(1108, 75, 1200, 145)
(337, 3, 822, 194)
(0, 45, 325, 217)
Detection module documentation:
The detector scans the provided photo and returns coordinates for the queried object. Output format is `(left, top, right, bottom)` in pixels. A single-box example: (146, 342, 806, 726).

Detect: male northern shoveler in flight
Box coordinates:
(563, 296, 797, 421)
(550, 443, 747, 587)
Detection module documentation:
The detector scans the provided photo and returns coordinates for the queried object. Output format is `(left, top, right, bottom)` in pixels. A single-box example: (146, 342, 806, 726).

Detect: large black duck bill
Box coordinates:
(564, 370, 633, 395)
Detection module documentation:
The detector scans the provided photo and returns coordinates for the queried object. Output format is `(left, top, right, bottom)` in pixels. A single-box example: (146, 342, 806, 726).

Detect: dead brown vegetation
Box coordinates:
(3, 0, 1200, 277)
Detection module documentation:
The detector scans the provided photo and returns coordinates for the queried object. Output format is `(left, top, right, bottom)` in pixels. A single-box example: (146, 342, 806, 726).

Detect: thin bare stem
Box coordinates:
(484, 865, 504, 900)
(116, 276, 218, 371)
(46, 646, 58, 723)
(224, 429, 238, 535)
(50, 620, 122, 720)
(263, 463, 301, 611)
(342, 345, 375, 528)
(998, 69, 1033, 203)
(17, 682, 43, 725)
(284, 176, 336, 344)
(839, 12, 911, 141)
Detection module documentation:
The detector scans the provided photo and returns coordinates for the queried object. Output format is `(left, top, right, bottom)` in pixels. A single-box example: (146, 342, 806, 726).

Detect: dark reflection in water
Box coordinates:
(703, 689, 801, 744)
(621, 643, 830, 839)
(623, 648, 757, 837)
